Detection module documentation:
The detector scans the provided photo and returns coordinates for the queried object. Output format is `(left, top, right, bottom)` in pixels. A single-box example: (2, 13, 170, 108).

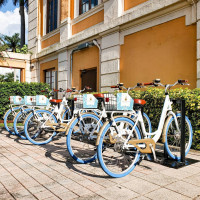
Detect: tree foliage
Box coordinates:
(1, 33, 20, 53)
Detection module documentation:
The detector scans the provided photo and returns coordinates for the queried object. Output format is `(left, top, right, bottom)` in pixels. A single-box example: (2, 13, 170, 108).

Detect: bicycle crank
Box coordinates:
(128, 138, 156, 154)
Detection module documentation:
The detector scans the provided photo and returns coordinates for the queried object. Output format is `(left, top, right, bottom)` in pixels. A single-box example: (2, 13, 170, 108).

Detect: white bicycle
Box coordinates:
(97, 79, 193, 178)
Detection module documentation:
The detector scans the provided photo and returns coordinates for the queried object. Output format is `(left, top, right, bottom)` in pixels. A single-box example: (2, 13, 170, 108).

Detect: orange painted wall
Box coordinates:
(60, 0, 69, 21)
(124, 0, 148, 11)
(120, 17, 197, 88)
(72, 46, 99, 90)
(0, 59, 26, 69)
(41, 33, 60, 49)
(20, 68, 26, 82)
(70, 0, 74, 19)
(72, 10, 104, 35)
(40, 59, 58, 82)
(0, 58, 26, 82)
(38, 0, 43, 36)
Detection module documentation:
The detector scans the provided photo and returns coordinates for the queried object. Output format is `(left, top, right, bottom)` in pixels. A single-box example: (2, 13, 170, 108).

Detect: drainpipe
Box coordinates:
(93, 39, 101, 91)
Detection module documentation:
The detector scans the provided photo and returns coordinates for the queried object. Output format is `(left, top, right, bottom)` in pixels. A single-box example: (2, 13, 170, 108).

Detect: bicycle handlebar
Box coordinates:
(178, 79, 188, 85)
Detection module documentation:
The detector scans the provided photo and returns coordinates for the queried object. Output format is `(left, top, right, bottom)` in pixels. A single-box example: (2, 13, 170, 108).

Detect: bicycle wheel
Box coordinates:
(24, 110, 58, 145)
(97, 116, 141, 178)
(67, 113, 103, 164)
(164, 113, 193, 160)
(4, 106, 21, 135)
(13, 108, 32, 140)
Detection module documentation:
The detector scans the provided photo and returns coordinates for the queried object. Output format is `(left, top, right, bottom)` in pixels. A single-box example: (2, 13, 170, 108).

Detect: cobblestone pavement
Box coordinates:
(0, 128, 200, 200)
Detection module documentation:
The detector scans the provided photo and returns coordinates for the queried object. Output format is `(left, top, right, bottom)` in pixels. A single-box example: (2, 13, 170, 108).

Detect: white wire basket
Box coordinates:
(104, 93, 134, 111)
(74, 95, 83, 109)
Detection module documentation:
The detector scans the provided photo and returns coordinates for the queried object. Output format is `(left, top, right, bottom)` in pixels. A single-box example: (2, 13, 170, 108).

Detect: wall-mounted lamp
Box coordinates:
(30, 64, 35, 70)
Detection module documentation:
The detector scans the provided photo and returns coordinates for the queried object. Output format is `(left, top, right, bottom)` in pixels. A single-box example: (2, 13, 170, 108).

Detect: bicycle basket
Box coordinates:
(36, 95, 49, 106)
(104, 93, 117, 111)
(24, 96, 36, 106)
(74, 95, 83, 109)
(10, 96, 24, 105)
(83, 94, 98, 109)
(117, 93, 134, 111)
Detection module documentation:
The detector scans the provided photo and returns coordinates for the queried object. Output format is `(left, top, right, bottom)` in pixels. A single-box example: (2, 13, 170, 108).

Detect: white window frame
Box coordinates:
(43, 0, 60, 36)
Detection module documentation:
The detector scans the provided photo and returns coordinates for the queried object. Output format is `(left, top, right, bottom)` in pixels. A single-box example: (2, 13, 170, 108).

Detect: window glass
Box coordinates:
(45, 70, 57, 90)
(80, 0, 98, 15)
(47, 0, 58, 33)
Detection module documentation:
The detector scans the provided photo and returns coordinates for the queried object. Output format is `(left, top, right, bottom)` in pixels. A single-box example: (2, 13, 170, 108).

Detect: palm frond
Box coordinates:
(0, 0, 8, 8)
(12, 0, 18, 6)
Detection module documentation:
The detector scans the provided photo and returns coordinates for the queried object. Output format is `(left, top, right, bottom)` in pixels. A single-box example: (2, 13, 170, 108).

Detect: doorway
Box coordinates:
(81, 68, 97, 92)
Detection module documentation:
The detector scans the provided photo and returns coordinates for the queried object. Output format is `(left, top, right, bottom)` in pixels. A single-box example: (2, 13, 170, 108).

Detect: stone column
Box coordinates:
(25, 59, 31, 83)
(101, 32, 120, 92)
(197, 1, 200, 88)
(58, 51, 69, 97)
(103, 0, 124, 24)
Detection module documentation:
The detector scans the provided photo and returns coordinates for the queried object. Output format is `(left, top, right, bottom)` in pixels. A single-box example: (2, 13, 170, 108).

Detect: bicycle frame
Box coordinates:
(138, 94, 180, 143)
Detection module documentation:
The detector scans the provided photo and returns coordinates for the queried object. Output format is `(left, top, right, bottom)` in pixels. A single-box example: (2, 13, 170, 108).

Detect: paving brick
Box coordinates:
(74, 194, 105, 200)
(15, 194, 37, 200)
(145, 188, 190, 200)
(160, 168, 193, 180)
(0, 192, 15, 200)
(132, 196, 150, 200)
(1, 129, 200, 200)
(165, 180, 200, 199)
(68, 182, 94, 196)
(96, 185, 139, 200)
(33, 190, 56, 200)
(11, 188, 31, 199)
(28, 185, 47, 193)
(121, 177, 160, 195)
(141, 172, 178, 186)
(183, 174, 200, 187)
(0, 183, 8, 195)
(56, 191, 79, 200)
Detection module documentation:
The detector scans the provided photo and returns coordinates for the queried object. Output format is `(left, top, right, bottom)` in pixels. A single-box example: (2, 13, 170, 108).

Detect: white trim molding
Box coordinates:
(72, 2, 104, 25)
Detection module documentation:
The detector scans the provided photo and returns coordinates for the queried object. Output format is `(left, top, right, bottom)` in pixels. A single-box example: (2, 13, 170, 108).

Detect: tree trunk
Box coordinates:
(20, 0, 25, 48)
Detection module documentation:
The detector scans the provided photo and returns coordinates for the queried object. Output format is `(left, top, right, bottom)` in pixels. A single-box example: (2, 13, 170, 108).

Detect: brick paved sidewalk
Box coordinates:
(0, 128, 200, 200)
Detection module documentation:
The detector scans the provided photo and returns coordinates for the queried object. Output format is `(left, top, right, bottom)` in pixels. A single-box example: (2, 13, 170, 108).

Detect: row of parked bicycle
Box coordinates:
(3, 79, 193, 178)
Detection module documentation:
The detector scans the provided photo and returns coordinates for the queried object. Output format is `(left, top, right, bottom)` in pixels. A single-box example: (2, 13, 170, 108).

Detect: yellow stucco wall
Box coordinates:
(72, 46, 99, 90)
(38, 0, 43, 36)
(0, 58, 26, 82)
(70, 0, 74, 19)
(120, 17, 197, 88)
(0, 59, 26, 69)
(60, 0, 69, 21)
(40, 59, 58, 83)
(41, 33, 60, 49)
(72, 10, 104, 35)
(124, 0, 148, 11)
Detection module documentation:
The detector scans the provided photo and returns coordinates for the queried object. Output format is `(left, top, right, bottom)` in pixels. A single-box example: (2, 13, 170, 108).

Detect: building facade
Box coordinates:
(29, 0, 200, 91)
(0, 52, 31, 82)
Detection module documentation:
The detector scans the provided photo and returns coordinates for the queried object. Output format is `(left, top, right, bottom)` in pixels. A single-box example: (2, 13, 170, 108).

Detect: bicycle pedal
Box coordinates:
(137, 156, 144, 165)
(155, 158, 163, 164)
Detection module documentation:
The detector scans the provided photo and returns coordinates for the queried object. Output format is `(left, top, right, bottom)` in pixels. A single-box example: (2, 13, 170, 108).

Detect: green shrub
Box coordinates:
(0, 82, 50, 120)
(130, 87, 200, 150)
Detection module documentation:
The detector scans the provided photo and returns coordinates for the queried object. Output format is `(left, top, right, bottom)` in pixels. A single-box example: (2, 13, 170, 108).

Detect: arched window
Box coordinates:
(47, 0, 58, 33)
(79, 0, 98, 15)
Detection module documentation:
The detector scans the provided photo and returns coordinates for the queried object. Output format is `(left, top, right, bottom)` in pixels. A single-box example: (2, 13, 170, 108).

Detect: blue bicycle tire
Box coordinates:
(164, 113, 193, 160)
(67, 113, 103, 164)
(24, 109, 57, 145)
(4, 106, 20, 135)
(97, 116, 141, 178)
